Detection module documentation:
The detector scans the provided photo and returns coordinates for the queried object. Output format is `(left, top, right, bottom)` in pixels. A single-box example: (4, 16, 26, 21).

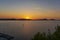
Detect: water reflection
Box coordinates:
(0, 21, 60, 40)
(23, 21, 33, 40)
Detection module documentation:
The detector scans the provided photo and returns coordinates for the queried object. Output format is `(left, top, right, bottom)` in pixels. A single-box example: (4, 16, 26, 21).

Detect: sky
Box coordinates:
(0, 0, 60, 19)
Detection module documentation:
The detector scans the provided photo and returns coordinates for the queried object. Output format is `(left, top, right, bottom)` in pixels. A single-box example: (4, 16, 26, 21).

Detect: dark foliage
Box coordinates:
(32, 26, 60, 40)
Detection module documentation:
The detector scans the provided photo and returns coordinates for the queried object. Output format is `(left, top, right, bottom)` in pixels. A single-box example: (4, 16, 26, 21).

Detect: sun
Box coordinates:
(25, 16, 30, 19)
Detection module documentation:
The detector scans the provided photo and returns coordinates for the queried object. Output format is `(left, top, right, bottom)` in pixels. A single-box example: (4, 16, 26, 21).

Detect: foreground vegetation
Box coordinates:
(32, 25, 60, 40)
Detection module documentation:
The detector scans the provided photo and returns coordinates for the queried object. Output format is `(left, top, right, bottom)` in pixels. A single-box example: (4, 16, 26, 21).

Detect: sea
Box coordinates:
(0, 21, 60, 40)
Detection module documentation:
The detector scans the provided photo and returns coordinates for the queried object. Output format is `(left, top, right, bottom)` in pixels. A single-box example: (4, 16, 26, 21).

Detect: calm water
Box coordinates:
(0, 21, 60, 40)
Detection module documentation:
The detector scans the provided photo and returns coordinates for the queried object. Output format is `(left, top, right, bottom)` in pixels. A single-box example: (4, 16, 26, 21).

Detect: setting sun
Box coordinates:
(25, 16, 30, 19)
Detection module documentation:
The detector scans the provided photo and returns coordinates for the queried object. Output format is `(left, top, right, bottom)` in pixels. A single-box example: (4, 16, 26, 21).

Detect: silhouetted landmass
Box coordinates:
(0, 18, 60, 21)
(0, 18, 16, 20)
(49, 19, 56, 20)
(0, 18, 32, 21)
(32, 25, 60, 40)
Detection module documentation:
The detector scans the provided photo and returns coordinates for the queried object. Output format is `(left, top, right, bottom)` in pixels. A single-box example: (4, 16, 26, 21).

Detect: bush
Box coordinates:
(32, 26, 60, 40)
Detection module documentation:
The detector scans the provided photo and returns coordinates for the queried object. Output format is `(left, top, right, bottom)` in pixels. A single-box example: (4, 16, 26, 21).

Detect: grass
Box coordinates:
(32, 25, 60, 40)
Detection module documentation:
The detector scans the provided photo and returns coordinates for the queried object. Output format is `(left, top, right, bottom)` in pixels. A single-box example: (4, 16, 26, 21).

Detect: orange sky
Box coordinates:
(0, 0, 60, 19)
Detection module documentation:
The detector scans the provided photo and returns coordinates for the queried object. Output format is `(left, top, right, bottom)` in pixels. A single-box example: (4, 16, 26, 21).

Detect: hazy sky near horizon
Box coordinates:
(0, 0, 60, 19)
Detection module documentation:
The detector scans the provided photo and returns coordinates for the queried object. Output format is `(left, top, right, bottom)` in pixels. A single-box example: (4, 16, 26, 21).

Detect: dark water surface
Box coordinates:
(0, 21, 60, 40)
